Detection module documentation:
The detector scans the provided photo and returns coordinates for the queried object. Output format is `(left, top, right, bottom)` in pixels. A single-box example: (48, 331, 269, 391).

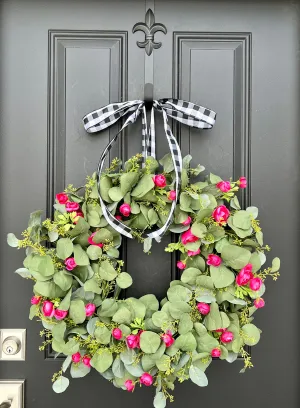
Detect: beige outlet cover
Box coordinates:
(0, 329, 26, 361)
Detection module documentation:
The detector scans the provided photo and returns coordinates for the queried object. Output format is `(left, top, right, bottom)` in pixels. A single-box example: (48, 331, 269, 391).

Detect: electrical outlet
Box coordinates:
(0, 330, 26, 361)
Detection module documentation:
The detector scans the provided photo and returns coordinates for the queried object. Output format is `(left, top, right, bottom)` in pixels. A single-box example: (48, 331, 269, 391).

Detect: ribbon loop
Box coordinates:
(82, 98, 216, 241)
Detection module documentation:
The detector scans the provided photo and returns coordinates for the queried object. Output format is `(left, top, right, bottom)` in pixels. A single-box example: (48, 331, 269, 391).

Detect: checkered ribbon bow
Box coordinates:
(83, 99, 216, 242)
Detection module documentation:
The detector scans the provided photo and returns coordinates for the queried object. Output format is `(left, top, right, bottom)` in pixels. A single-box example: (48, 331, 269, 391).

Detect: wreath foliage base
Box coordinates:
(7, 153, 280, 407)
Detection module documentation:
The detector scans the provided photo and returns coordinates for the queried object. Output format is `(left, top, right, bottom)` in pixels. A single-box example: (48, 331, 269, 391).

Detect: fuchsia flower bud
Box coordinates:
(207, 254, 222, 267)
(54, 309, 68, 320)
(56, 193, 69, 204)
(72, 352, 81, 363)
(161, 331, 175, 348)
(65, 202, 80, 212)
(197, 302, 211, 315)
(115, 215, 122, 221)
(211, 348, 221, 358)
(236, 264, 253, 286)
(152, 174, 167, 188)
(112, 328, 123, 340)
(177, 261, 186, 270)
(88, 232, 103, 248)
(125, 379, 135, 392)
(85, 303, 96, 317)
(182, 216, 192, 226)
(220, 331, 234, 343)
(126, 334, 139, 349)
(238, 176, 247, 188)
(167, 190, 176, 201)
(216, 181, 231, 193)
(31, 296, 41, 305)
(254, 298, 265, 309)
(212, 205, 230, 224)
(181, 228, 199, 245)
(119, 204, 131, 217)
(188, 248, 201, 257)
(140, 372, 153, 386)
(249, 277, 263, 291)
(42, 301, 54, 317)
(82, 355, 91, 367)
(65, 257, 76, 271)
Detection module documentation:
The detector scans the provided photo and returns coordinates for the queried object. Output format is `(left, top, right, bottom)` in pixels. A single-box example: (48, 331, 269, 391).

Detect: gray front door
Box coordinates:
(1, 1, 298, 407)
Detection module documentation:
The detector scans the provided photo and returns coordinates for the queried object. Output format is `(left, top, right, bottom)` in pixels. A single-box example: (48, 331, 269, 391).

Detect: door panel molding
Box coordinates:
(46, 30, 127, 359)
(47, 30, 128, 219)
(173, 32, 252, 208)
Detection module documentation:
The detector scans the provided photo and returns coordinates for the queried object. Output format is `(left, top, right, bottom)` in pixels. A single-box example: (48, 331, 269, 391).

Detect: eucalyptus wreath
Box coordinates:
(7, 153, 280, 408)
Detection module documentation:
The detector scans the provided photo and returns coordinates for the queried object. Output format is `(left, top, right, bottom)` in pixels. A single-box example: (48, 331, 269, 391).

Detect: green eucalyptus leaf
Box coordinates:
(116, 272, 133, 289)
(175, 332, 197, 352)
(56, 238, 73, 260)
(91, 350, 113, 373)
(189, 365, 208, 387)
(69, 299, 86, 324)
(70, 362, 91, 378)
(140, 331, 161, 354)
(221, 245, 251, 270)
(74, 244, 89, 266)
(131, 174, 155, 198)
(52, 376, 69, 393)
(53, 270, 73, 291)
(99, 260, 117, 281)
(210, 265, 235, 289)
(7, 233, 19, 247)
(241, 324, 261, 346)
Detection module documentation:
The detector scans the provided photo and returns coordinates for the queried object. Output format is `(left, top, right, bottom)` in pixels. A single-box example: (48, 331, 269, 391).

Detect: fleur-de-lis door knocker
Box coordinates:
(132, 8, 167, 56)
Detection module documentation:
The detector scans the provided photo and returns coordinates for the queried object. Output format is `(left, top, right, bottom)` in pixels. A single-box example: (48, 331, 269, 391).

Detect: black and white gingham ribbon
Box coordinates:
(83, 99, 216, 242)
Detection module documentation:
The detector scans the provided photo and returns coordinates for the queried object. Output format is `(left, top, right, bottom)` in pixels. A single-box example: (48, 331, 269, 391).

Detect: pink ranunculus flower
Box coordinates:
(115, 215, 122, 221)
(126, 334, 139, 349)
(197, 302, 211, 315)
(177, 261, 186, 270)
(161, 331, 175, 348)
(216, 181, 231, 193)
(153, 174, 167, 188)
(85, 303, 96, 317)
(54, 309, 68, 320)
(211, 348, 221, 358)
(188, 248, 201, 257)
(119, 203, 131, 217)
(72, 352, 81, 363)
(207, 254, 222, 267)
(65, 257, 76, 271)
(220, 331, 234, 343)
(249, 277, 263, 291)
(125, 380, 135, 392)
(181, 228, 199, 245)
(236, 264, 253, 286)
(140, 372, 153, 386)
(239, 176, 247, 188)
(182, 216, 192, 226)
(88, 232, 103, 248)
(42, 301, 54, 317)
(65, 201, 80, 212)
(167, 190, 176, 201)
(31, 295, 41, 305)
(112, 328, 123, 340)
(212, 205, 230, 224)
(254, 297, 265, 309)
(56, 192, 69, 204)
(82, 355, 91, 367)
